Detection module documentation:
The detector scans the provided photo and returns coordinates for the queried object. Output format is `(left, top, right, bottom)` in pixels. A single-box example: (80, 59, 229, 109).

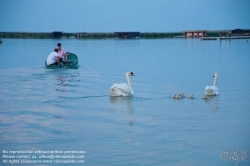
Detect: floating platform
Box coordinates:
(220, 36, 250, 40)
(200, 37, 217, 40)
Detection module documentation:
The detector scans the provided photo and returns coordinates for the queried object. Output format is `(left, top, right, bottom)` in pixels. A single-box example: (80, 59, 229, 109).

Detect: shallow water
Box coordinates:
(0, 38, 250, 165)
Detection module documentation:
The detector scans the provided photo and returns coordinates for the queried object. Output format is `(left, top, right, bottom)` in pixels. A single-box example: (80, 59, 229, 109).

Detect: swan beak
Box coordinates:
(131, 74, 135, 76)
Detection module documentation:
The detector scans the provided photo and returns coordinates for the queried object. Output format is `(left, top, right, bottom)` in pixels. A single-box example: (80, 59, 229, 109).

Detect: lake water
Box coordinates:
(0, 38, 249, 166)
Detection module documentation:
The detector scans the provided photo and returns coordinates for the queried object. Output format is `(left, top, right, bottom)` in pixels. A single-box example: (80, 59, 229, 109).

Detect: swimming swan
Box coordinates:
(110, 72, 135, 97)
(188, 93, 194, 99)
(205, 72, 219, 96)
(181, 92, 185, 98)
(176, 94, 182, 99)
(171, 94, 177, 99)
(202, 95, 208, 100)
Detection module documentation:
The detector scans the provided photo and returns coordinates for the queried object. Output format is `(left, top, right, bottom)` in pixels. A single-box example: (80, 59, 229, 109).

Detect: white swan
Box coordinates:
(110, 72, 135, 97)
(205, 72, 219, 96)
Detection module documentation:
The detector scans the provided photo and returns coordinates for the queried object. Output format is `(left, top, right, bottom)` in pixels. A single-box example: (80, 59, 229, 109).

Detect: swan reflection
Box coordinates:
(109, 97, 134, 126)
(109, 97, 134, 115)
(203, 95, 219, 112)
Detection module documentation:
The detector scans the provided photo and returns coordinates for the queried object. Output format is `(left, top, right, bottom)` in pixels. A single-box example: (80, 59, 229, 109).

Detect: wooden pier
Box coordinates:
(200, 37, 217, 40)
(220, 36, 250, 40)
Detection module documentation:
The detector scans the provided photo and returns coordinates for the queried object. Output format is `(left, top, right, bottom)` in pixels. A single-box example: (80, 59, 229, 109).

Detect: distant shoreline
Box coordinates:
(0, 31, 220, 39)
(0, 29, 248, 39)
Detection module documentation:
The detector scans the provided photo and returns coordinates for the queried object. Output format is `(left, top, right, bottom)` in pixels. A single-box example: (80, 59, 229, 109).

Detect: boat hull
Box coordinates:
(45, 52, 78, 69)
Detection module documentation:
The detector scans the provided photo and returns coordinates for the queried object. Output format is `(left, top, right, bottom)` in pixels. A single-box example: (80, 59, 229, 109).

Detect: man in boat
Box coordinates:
(57, 43, 68, 63)
(46, 48, 61, 65)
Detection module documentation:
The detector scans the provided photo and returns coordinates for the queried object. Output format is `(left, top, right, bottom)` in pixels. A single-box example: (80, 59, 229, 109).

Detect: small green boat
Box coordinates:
(45, 52, 78, 69)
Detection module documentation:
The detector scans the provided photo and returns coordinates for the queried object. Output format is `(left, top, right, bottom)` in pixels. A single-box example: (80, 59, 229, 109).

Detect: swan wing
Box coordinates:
(205, 86, 214, 95)
(205, 86, 219, 95)
(210, 86, 219, 95)
(110, 83, 131, 96)
(110, 83, 130, 92)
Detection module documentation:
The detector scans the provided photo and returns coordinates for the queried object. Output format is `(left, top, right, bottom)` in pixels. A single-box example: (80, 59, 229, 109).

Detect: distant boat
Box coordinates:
(45, 52, 78, 69)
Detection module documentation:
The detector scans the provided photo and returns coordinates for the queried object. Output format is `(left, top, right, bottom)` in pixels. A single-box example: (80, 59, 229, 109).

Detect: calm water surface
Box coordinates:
(0, 39, 250, 165)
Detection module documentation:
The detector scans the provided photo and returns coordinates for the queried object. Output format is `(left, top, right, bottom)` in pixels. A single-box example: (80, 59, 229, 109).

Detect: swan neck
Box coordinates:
(213, 77, 217, 86)
(126, 74, 133, 92)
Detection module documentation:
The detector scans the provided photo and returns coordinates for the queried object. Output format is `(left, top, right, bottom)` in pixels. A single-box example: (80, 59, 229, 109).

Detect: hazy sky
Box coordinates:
(0, 0, 249, 32)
